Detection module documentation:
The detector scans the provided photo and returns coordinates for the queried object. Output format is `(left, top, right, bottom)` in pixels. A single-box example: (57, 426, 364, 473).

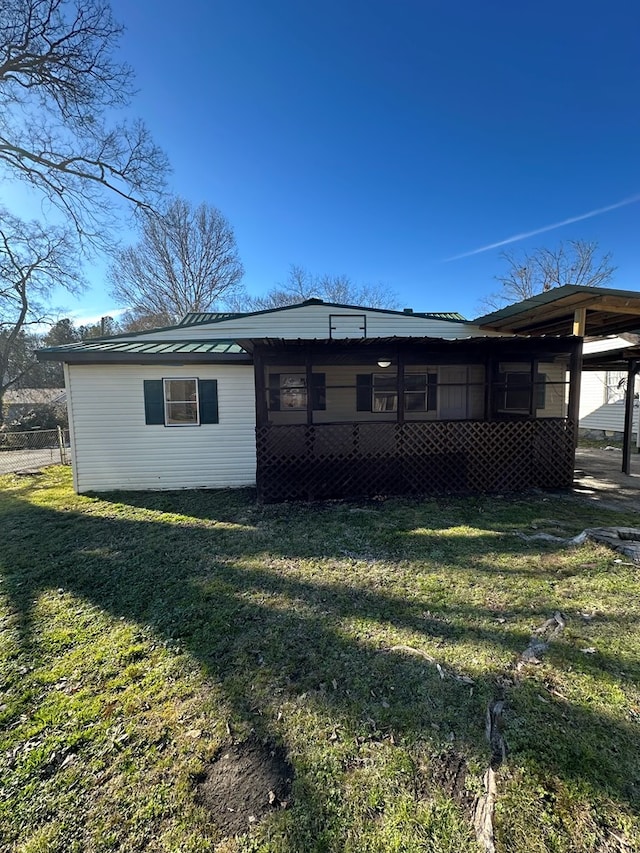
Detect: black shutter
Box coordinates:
(311, 372, 326, 410)
(427, 373, 438, 411)
(144, 380, 164, 425)
(268, 373, 280, 411)
(199, 379, 219, 423)
(356, 374, 372, 412)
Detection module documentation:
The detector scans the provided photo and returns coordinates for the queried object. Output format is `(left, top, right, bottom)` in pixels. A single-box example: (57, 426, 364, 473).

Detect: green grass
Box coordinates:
(1, 467, 639, 852)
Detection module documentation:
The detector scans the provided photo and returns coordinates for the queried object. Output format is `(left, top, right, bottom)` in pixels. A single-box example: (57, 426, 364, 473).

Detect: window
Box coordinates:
(405, 373, 438, 412)
(280, 373, 307, 410)
(164, 378, 199, 425)
(268, 373, 326, 411)
(143, 379, 219, 426)
(356, 373, 438, 412)
(372, 373, 397, 411)
(605, 371, 626, 404)
(500, 371, 546, 412)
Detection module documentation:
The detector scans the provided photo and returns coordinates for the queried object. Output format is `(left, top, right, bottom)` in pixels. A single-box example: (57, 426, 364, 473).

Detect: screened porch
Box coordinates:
(248, 336, 582, 501)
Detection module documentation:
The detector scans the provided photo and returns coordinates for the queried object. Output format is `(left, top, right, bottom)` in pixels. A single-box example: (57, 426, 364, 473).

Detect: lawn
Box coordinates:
(1, 466, 639, 852)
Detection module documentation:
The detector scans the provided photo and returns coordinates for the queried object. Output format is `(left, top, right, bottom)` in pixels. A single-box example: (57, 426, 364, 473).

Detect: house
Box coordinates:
(2, 388, 67, 426)
(579, 336, 640, 441)
(37, 286, 640, 500)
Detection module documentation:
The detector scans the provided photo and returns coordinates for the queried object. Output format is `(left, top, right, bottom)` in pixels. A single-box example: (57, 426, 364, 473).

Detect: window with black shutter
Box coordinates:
(143, 378, 219, 425)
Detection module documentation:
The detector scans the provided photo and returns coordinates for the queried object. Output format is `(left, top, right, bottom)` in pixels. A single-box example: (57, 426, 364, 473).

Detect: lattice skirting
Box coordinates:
(256, 419, 575, 502)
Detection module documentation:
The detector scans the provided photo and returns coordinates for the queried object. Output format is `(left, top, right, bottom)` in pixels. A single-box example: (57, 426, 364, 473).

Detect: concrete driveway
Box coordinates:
(0, 448, 67, 475)
(572, 446, 640, 513)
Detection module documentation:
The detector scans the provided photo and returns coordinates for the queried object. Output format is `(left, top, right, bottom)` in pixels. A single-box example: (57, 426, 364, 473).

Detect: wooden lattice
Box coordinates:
(256, 419, 575, 502)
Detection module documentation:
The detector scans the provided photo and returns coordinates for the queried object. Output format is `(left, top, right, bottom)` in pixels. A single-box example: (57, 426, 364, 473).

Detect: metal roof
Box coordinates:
(178, 312, 245, 326)
(474, 284, 640, 336)
(57, 302, 470, 344)
(582, 346, 640, 371)
(418, 311, 467, 321)
(177, 304, 468, 325)
(37, 339, 251, 364)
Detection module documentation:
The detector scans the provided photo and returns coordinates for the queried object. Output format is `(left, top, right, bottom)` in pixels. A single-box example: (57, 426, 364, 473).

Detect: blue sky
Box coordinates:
(19, 0, 640, 322)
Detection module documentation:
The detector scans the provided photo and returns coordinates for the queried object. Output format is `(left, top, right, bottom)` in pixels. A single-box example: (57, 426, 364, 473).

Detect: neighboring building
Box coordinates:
(2, 388, 67, 426)
(38, 298, 583, 499)
(580, 336, 640, 440)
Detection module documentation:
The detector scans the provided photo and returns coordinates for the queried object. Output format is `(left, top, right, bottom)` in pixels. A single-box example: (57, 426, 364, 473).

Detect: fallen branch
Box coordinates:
(516, 527, 640, 563)
(474, 767, 498, 853)
(516, 531, 588, 545)
(473, 701, 506, 853)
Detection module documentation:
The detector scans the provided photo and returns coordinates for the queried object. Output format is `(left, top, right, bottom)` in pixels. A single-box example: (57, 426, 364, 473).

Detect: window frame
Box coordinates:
(163, 377, 200, 427)
(372, 372, 398, 412)
(404, 371, 438, 412)
(498, 370, 546, 414)
(267, 372, 326, 412)
(364, 371, 438, 413)
(278, 372, 307, 411)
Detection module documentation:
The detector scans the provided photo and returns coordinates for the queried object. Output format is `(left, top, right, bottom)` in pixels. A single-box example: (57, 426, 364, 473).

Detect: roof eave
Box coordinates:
(36, 351, 253, 365)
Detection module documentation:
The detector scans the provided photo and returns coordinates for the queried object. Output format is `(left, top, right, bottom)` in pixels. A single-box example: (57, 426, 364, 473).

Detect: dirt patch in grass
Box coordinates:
(418, 750, 476, 816)
(196, 736, 294, 837)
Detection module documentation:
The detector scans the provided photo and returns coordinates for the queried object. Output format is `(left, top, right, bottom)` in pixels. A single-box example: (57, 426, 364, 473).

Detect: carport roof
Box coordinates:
(474, 285, 640, 336)
(582, 345, 640, 371)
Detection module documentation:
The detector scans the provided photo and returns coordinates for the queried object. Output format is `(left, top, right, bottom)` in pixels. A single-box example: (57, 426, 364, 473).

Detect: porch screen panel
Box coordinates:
(439, 366, 468, 419)
(537, 360, 569, 418)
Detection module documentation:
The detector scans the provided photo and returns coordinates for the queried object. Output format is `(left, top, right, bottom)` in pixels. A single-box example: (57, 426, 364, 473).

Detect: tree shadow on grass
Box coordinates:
(1, 482, 639, 848)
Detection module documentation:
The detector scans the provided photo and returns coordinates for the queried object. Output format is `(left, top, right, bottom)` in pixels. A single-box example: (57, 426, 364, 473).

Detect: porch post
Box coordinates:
(253, 345, 268, 503)
(622, 359, 639, 475)
(529, 358, 538, 417)
(484, 349, 494, 421)
(572, 307, 587, 337)
(567, 337, 583, 448)
(253, 345, 268, 427)
(305, 347, 313, 426)
(396, 345, 405, 425)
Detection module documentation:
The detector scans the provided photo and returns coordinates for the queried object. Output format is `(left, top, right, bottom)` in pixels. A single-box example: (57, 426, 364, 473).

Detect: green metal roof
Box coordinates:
(418, 311, 466, 321)
(178, 312, 245, 326)
(42, 339, 245, 355)
(37, 339, 250, 363)
(473, 284, 640, 336)
(473, 284, 640, 325)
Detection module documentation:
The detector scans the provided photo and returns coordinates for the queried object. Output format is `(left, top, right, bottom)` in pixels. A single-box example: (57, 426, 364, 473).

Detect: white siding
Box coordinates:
(580, 338, 637, 419)
(67, 364, 256, 492)
(112, 304, 491, 343)
(580, 399, 639, 435)
(579, 372, 607, 419)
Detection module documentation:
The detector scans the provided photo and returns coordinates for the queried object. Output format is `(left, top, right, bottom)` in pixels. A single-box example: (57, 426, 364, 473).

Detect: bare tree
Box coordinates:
(0, 0, 167, 244)
(0, 210, 83, 424)
(481, 240, 616, 310)
(108, 198, 245, 325)
(228, 264, 398, 311)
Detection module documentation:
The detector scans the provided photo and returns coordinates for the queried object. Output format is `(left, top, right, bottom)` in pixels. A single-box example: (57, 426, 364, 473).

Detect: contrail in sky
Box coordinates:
(445, 193, 640, 261)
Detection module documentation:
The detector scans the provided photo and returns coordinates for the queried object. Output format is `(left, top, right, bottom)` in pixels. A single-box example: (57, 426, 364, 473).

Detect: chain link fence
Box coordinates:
(0, 428, 71, 475)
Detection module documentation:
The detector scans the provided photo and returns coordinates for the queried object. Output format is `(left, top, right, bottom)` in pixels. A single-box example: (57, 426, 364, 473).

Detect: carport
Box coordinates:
(475, 284, 640, 475)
